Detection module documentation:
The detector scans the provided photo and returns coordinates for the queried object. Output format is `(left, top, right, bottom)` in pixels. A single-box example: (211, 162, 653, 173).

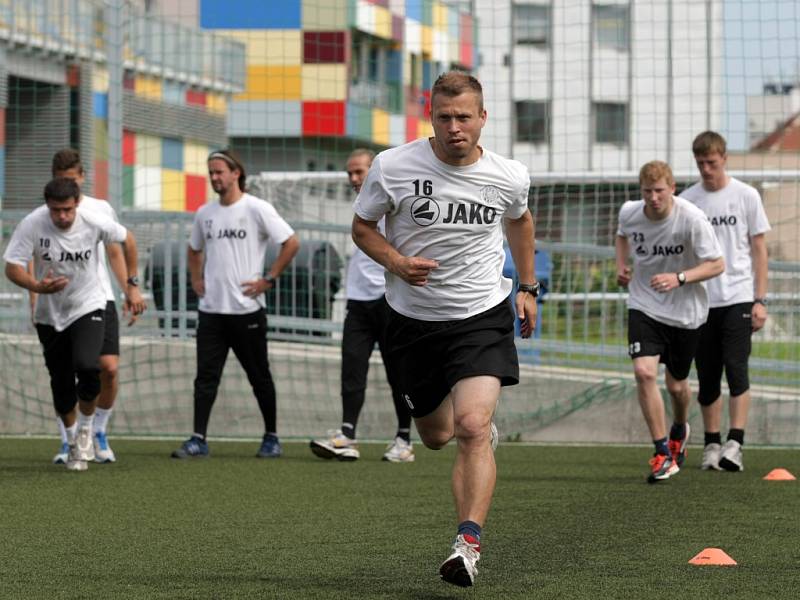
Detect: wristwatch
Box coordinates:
(676, 272, 686, 286)
(127, 276, 139, 287)
(264, 274, 276, 286)
(518, 281, 540, 298)
(754, 297, 768, 306)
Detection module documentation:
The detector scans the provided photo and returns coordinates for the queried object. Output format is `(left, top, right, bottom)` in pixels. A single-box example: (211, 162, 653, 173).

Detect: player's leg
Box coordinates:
(719, 302, 753, 471)
(695, 311, 725, 470)
(69, 309, 106, 467)
(375, 297, 414, 463)
(229, 310, 280, 458)
(37, 323, 82, 469)
(173, 311, 227, 458)
(628, 310, 678, 482)
(663, 325, 700, 469)
(94, 301, 120, 462)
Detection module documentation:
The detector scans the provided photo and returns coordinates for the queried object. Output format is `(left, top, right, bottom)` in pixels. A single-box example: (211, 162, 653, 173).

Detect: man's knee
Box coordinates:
(417, 428, 452, 450)
(633, 362, 657, 385)
(454, 413, 492, 445)
(665, 378, 688, 398)
(697, 386, 721, 406)
(99, 355, 119, 381)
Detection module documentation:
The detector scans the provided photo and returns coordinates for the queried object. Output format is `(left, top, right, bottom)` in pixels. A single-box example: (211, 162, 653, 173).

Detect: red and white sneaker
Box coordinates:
(439, 534, 480, 587)
(668, 423, 690, 467)
(647, 453, 679, 483)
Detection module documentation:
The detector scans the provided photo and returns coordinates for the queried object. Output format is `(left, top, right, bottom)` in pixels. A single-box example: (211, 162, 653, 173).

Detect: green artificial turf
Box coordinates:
(1, 439, 798, 599)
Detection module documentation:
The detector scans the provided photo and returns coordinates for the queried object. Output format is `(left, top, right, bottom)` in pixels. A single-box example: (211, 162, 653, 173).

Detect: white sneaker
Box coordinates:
(53, 442, 70, 465)
(309, 430, 360, 461)
(439, 534, 481, 587)
(719, 439, 744, 472)
(66, 443, 88, 471)
(701, 443, 722, 471)
(75, 426, 95, 462)
(382, 437, 415, 463)
(490, 422, 498, 451)
(93, 431, 116, 463)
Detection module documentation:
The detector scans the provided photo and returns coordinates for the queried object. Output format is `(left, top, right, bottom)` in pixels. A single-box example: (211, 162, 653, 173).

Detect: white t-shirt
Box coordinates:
(680, 177, 771, 307)
(80, 195, 117, 302)
(3, 205, 127, 331)
(345, 217, 387, 301)
(354, 138, 531, 321)
(616, 196, 722, 329)
(189, 193, 295, 314)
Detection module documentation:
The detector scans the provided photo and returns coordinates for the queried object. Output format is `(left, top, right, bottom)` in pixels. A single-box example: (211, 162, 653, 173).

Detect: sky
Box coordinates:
(723, 0, 800, 149)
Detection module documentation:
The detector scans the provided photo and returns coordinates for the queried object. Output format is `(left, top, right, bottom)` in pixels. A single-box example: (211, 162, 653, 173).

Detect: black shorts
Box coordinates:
(695, 303, 753, 403)
(627, 309, 700, 381)
(386, 300, 519, 418)
(101, 301, 120, 356)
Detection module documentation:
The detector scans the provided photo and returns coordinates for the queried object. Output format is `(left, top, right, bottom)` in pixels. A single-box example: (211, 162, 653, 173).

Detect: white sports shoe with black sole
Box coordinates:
(719, 439, 744, 472)
(439, 534, 480, 587)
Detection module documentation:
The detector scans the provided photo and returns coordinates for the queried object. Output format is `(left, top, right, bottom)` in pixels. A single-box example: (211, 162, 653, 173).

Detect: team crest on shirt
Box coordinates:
(480, 185, 501, 205)
(411, 196, 441, 226)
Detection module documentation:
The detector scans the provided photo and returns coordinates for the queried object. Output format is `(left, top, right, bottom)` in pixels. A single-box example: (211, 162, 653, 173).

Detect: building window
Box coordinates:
(515, 101, 549, 144)
(513, 4, 550, 46)
(594, 102, 628, 145)
(593, 4, 629, 50)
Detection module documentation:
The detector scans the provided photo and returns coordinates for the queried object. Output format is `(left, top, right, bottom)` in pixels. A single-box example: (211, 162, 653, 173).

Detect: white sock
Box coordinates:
(77, 412, 94, 431)
(66, 423, 78, 444)
(57, 417, 68, 444)
(94, 407, 112, 434)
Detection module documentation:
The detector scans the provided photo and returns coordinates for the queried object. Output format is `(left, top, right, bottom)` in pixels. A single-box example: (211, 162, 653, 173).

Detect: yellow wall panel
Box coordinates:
(374, 6, 392, 39)
(418, 120, 433, 139)
(135, 134, 162, 167)
(301, 64, 347, 101)
(303, 0, 348, 30)
(92, 67, 109, 93)
(135, 75, 162, 101)
(372, 109, 390, 146)
(433, 3, 448, 31)
(184, 142, 209, 176)
(422, 25, 433, 56)
(238, 65, 301, 100)
(161, 169, 185, 212)
(218, 30, 302, 65)
(207, 93, 227, 114)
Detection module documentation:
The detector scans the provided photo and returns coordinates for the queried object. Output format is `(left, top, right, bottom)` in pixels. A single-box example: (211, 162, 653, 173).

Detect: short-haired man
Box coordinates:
(42, 149, 145, 464)
(172, 149, 300, 459)
(680, 131, 771, 471)
(352, 71, 538, 587)
(310, 148, 415, 463)
(4, 178, 144, 471)
(616, 161, 724, 483)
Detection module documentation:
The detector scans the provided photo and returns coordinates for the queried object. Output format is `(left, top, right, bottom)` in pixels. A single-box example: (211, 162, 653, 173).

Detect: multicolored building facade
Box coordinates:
(197, 0, 477, 171)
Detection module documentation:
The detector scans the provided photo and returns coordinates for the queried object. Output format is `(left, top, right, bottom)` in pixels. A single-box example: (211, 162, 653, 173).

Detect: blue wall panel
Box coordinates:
(162, 137, 184, 171)
(93, 92, 108, 119)
(200, 0, 301, 29)
(405, 0, 422, 22)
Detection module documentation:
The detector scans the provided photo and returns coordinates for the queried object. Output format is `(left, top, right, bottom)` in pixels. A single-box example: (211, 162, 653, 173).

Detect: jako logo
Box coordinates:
(403, 393, 414, 410)
(411, 197, 440, 226)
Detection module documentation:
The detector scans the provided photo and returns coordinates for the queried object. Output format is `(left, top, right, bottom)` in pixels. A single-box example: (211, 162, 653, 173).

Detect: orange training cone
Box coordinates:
(763, 468, 796, 481)
(688, 548, 737, 566)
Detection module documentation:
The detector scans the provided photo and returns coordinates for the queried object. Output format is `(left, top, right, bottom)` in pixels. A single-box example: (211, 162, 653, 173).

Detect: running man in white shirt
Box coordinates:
(616, 161, 724, 483)
(4, 177, 144, 471)
(681, 131, 771, 472)
(310, 149, 415, 463)
(44, 149, 145, 465)
(171, 149, 300, 459)
(352, 72, 538, 587)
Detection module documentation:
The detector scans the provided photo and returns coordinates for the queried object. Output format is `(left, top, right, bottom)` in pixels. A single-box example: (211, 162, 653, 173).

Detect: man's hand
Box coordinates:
(241, 277, 273, 298)
(752, 302, 767, 332)
(36, 269, 69, 294)
(390, 256, 439, 286)
(515, 290, 538, 339)
(650, 272, 678, 293)
(616, 266, 631, 287)
(123, 286, 147, 326)
(191, 278, 205, 298)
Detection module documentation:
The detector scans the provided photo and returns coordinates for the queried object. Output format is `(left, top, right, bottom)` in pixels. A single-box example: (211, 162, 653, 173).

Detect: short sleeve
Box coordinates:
(2, 216, 35, 267)
(353, 156, 394, 221)
(745, 188, 771, 237)
(189, 212, 205, 251)
(256, 199, 294, 245)
(691, 216, 723, 261)
(504, 165, 531, 220)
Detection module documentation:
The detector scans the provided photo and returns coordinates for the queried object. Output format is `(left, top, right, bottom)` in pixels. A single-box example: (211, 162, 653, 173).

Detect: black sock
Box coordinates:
(728, 428, 745, 445)
(669, 422, 686, 441)
(705, 431, 722, 446)
(341, 423, 356, 440)
(654, 437, 669, 456)
(457, 520, 482, 541)
(396, 428, 411, 443)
